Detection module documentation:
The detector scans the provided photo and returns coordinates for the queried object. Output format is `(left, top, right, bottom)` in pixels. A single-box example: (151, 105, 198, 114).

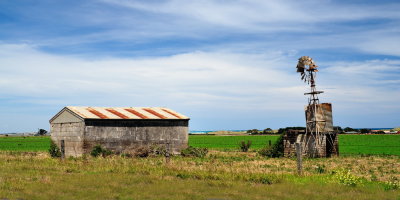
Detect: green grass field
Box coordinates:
(189, 134, 400, 155)
(339, 135, 400, 155)
(189, 135, 280, 150)
(0, 134, 399, 155)
(0, 136, 51, 152)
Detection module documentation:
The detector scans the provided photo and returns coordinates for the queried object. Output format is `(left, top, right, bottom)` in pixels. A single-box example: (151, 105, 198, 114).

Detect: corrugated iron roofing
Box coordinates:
(64, 106, 189, 120)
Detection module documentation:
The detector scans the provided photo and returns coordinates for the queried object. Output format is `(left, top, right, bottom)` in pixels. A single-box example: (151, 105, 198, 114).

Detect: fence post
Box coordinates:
(61, 140, 65, 160)
(268, 140, 272, 147)
(165, 142, 170, 164)
(296, 143, 303, 176)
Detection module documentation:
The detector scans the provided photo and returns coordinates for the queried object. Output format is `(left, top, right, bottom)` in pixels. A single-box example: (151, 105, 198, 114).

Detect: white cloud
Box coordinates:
(0, 44, 301, 107)
(0, 43, 398, 119)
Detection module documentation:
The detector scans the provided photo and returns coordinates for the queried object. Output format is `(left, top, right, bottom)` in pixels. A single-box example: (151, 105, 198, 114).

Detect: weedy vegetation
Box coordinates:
(239, 140, 252, 152)
(0, 151, 398, 199)
(0, 135, 399, 199)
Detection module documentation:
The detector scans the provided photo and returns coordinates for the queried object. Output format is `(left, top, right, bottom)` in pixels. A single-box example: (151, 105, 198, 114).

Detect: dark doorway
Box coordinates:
(325, 134, 336, 157)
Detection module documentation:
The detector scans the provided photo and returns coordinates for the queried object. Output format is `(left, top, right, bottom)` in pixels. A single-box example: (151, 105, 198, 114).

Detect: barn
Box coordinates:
(50, 106, 189, 157)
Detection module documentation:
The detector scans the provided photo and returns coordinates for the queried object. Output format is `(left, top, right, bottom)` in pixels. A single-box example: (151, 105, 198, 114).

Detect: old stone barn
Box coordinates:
(50, 106, 189, 157)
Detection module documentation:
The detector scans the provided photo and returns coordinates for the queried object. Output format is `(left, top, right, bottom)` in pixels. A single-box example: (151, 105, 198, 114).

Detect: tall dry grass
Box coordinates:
(0, 151, 398, 199)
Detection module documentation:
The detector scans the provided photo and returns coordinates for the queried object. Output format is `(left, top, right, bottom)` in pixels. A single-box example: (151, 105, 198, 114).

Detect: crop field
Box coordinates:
(0, 134, 399, 155)
(188, 135, 280, 150)
(339, 135, 400, 156)
(0, 136, 51, 152)
(189, 134, 400, 155)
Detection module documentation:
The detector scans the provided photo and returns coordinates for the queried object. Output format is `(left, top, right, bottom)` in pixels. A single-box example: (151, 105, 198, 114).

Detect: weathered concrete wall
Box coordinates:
(82, 119, 189, 155)
(51, 109, 82, 124)
(50, 122, 85, 157)
(284, 131, 339, 157)
(51, 119, 189, 157)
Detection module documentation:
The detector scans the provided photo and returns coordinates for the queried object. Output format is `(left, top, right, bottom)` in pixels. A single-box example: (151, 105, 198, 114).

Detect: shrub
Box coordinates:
(248, 174, 282, 185)
(90, 145, 112, 157)
(332, 169, 362, 187)
(262, 128, 273, 134)
(277, 127, 306, 135)
(383, 177, 399, 190)
(314, 164, 326, 174)
(246, 129, 260, 135)
(181, 146, 208, 158)
(48, 140, 61, 158)
(258, 135, 284, 157)
(133, 146, 152, 157)
(239, 140, 252, 152)
(120, 145, 166, 158)
(150, 144, 168, 156)
(36, 129, 48, 136)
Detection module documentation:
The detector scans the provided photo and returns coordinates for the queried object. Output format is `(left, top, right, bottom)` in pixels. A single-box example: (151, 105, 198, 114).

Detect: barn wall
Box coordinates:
(82, 120, 189, 154)
(50, 122, 85, 157)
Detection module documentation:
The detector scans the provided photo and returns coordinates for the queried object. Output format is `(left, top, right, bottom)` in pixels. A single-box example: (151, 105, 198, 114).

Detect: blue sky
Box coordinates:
(0, 0, 399, 132)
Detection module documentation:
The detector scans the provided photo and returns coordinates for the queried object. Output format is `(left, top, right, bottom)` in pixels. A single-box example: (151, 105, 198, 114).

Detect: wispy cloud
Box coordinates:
(0, 0, 399, 132)
(0, 43, 399, 131)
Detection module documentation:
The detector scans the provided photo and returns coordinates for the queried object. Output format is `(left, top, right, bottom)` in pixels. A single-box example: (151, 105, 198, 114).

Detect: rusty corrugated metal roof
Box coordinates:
(65, 106, 189, 120)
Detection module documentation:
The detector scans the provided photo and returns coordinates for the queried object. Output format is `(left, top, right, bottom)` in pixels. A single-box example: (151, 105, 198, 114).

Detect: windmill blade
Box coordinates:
(297, 64, 305, 73)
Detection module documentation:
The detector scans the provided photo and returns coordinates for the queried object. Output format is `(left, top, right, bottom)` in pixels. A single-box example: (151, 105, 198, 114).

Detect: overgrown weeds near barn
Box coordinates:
(90, 145, 113, 157)
(258, 134, 284, 157)
(181, 146, 208, 158)
(48, 140, 61, 158)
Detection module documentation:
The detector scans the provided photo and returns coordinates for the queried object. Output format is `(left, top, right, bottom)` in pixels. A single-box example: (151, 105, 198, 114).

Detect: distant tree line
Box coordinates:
(277, 127, 306, 135)
(246, 128, 274, 135)
(246, 126, 399, 135)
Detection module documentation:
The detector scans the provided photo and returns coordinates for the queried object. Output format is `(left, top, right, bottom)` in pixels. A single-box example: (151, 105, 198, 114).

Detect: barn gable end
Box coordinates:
(50, 108, 83, 124)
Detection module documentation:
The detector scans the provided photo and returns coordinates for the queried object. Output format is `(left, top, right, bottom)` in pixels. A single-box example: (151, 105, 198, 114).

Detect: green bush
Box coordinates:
(181, 146, 208, 158)
(314, 164, 326, 174)
(332, 169, 362, 187)
(48, 140, 61, 158)
(246, 129, 260, 135)
(239, 140, 252, 152)
(262, 128, 273, 134)
(258, 135, 284, 157)
(248, 174, 282, 185)
(383, 177, 399, 190)
(90, 145, 112, 157)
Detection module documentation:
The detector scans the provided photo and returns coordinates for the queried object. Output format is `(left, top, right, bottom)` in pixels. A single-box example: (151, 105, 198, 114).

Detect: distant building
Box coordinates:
(344, 131, 359, 134)
(50, 106, 189, 157)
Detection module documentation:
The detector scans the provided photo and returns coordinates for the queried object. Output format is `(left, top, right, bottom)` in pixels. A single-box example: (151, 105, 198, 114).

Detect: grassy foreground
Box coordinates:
(0, 152, 399, 200)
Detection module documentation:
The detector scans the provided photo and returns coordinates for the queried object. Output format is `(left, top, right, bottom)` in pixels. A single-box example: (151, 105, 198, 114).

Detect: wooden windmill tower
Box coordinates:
(291, 56, 339, 157)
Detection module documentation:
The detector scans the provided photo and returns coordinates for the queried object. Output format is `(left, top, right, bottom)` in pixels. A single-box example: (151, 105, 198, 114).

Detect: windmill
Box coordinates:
(296, 56, 337, 157)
